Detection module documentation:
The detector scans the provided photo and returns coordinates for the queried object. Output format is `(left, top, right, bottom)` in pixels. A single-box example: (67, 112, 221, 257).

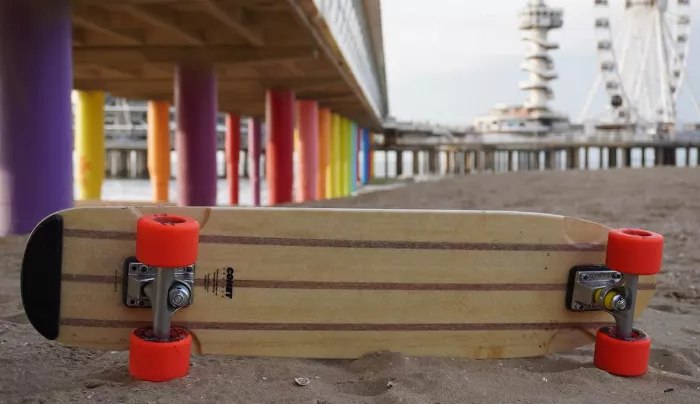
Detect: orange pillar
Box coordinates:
(317, 108, 331, 200)
(297, 100, 319, 202)
(225, 113, 240, 205)
(147, 101, 171, 202)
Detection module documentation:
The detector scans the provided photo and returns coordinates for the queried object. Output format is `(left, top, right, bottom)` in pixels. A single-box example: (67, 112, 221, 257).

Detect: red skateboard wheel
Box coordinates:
(136, 214, 200, 268)
(128, 327, 192, 382)
(593, 326, 651, 377)
(605, 228, 663, 275)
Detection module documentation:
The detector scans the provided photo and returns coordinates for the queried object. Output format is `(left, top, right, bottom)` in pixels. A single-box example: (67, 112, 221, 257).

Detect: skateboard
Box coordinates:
(20, 206, 663, 382)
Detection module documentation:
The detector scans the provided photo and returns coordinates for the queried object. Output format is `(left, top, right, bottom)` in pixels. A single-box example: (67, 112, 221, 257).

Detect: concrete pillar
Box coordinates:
(428, 150, 437, 174)
(296, 100, 318, 202)
(0, 0, 73, 234)
(655, 148, 664, 166)
(686, 147, 692, 167)
(583, 147, 589, 169)
(147, 101, 171, 202)
(663, 147, 676, 166)
(318, 108, 331, 197)
(412, 150, 420, 176)
(396, 150, 404, 177)
(225, 113, 241, 205)
(248, 117, 262, 206)
(74, 91, 105, 200)
(266, 88, 295, 205)
(608, 147, 617, 169)
(174, 63, 218, 206)
(135, 151, 148, 178)
(641, 147, 647, 167)
(623, 148, 632, 168)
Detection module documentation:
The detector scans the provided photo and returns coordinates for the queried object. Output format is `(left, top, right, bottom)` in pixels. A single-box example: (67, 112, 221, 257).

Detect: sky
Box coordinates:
(379, 0, 700, 126)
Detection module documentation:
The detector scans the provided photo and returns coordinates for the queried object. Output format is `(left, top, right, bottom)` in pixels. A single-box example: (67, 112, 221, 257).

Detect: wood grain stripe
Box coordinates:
(60, 318, 612, 331)
(60, 274, 656, 291)
(63, 229, 605, 252)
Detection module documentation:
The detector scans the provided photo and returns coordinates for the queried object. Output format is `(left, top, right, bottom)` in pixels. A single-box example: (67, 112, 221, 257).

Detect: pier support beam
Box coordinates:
(0, 0, 73, 235)
(608, 147, 617, 169)
(147, 101, 171, 202)
(296, 100, 318, 202)
(330, 113, 341, 197)
(318, 108, 331, 198)
(74, 90, 105, 200)
(248, 117, 262, 206)
(266, 88, 295, 205)
(361, 128, 371, 185)
(350, 121, 358, 192)
(225, 113, 241, 205)
(174, 63, 218, 206)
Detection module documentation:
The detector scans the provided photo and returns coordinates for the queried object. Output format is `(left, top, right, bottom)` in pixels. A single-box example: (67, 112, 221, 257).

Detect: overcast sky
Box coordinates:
(379, 0, 700, 125)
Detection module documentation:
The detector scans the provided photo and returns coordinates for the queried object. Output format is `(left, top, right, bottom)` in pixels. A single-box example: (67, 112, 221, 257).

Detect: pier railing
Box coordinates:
(311, 0, 386, 119)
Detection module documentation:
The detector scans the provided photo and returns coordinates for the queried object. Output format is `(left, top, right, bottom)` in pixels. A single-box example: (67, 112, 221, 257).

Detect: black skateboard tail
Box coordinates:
(20, 214, 64, 340)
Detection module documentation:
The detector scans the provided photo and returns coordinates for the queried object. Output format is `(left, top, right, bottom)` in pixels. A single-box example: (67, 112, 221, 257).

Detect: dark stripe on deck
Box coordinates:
(60, 318, 613, 332)
(64, 228, 606, 252)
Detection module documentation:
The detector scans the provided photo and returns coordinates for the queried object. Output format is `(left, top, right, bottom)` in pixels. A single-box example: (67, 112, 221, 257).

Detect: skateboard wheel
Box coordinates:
(129, 327, 192, 382)
(593, 326, 651, 377)
(605, 228, 663, 275)
(136, 214, 200, 268)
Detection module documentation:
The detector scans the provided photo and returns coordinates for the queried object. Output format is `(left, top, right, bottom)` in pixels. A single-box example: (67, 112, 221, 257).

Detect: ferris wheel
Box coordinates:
(579, 0, 700, 135)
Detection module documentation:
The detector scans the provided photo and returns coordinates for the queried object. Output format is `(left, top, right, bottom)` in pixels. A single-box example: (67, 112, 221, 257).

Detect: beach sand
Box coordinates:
(1, 166, 699, 403)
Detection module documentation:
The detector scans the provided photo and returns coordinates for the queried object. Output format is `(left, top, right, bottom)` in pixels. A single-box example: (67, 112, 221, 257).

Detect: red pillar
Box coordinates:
(297, 100, 319, 202)
(265, 89, 295, 205)
(225, 114, 240, 205)
(248, 117, 262, 206)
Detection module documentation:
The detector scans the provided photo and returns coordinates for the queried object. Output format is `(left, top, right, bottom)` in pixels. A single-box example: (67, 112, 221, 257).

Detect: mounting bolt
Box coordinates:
(168, 284, 191, 308)
(613, 272, 622, 280)
(573, 302, 584, 311)
(580, 273, 590, 281)
(611, 295, 627, 311)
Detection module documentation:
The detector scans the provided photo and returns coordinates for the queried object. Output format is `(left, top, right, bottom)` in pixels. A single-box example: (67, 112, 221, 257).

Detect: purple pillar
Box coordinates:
(248, 117, 262, 207)
(0, 0, 73, 235)
(174, 63, 218, 206)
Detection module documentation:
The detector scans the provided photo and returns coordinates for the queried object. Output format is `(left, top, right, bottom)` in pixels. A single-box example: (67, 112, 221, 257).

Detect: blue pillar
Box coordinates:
(350, 121, 357, 193)
(0, 0, 73, 235)
(361, 128, 370, 185)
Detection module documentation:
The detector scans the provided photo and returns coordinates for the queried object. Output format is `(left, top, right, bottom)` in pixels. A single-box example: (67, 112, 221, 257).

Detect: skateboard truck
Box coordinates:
(126, 213, 201, 383)
(123, 258, 195, 340)
(565, 228, 663, 378)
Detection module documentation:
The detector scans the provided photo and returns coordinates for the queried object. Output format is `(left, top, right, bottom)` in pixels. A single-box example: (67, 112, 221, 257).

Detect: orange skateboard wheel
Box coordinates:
(605, 228, 663, 275)
(593, 326, 651, 377)
(129, 327, 192, 382)
(136, 214, 200, 267)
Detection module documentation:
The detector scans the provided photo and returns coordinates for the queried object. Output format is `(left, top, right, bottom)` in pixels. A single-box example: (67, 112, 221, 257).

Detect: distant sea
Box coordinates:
(83, 146, 698, 206)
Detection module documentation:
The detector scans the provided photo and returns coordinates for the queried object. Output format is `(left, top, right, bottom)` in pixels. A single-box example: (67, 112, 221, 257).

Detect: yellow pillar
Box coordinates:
(74, 90, 105, 201)
(331, 113, 342, 198)
(147, 101, 171, 202)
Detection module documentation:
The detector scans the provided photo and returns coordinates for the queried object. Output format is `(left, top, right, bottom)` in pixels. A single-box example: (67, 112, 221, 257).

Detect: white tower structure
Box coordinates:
(472, 0, 570, 135)
(517, 1, 567, 120)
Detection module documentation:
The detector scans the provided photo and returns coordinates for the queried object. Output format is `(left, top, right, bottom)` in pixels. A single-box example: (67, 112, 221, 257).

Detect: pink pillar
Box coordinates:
(225, 114, 240, 205)
(265, 89, 295, 205)
(248, 117, 262, 206)
(296, 100, 319, 202)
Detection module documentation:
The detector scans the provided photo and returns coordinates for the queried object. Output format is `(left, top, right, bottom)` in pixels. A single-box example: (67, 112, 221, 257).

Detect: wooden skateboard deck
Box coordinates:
(21, 206, 657, 360)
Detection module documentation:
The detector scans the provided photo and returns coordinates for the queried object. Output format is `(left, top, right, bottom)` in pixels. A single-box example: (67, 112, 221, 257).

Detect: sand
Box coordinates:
(1, 166, 700, 403)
